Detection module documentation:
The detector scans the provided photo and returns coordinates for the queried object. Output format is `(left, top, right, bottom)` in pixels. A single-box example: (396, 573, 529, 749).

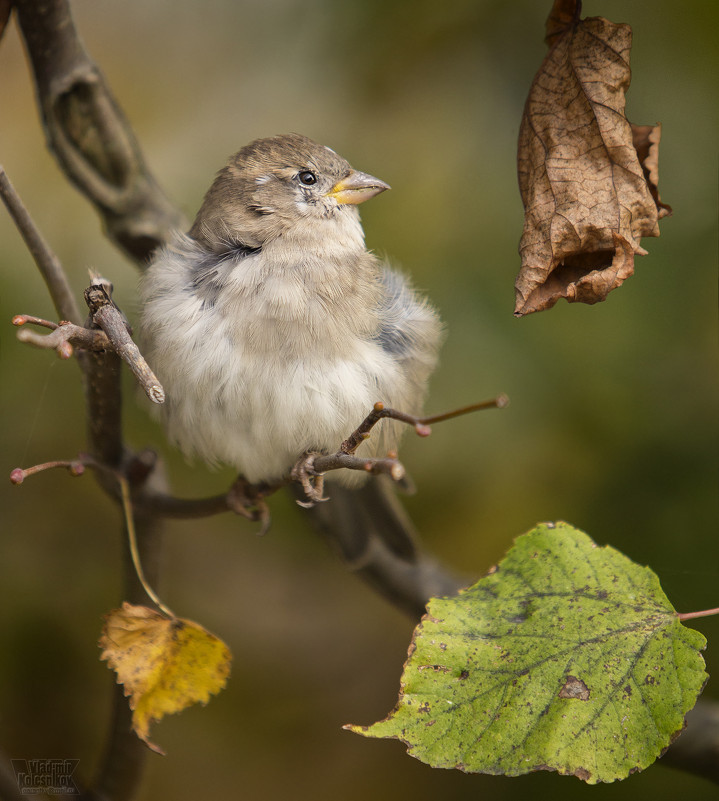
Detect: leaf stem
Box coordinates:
(119, 476, 175, 619)
(677, 607, 719, 621)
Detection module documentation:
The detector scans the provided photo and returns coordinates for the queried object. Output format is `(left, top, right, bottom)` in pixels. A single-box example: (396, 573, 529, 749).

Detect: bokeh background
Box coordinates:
(1, 1, 717, 799)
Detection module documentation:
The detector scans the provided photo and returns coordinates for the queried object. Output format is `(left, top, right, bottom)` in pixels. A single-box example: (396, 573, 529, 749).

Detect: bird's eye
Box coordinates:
(297, 170, 317, 186)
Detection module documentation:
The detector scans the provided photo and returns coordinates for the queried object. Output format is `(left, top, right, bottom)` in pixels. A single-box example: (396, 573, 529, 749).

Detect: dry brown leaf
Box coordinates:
(632, 123, 673, 219)
(99, 602, 231, 754)
(515, 0, 671, 316)
(545, 0, 581, 47)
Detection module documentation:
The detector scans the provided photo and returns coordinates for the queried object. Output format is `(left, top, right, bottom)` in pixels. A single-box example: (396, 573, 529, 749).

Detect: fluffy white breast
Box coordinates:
(139, 229, 412, 484)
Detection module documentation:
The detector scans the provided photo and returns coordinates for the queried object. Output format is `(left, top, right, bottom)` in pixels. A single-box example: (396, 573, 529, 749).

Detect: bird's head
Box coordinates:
(189, 133, 390, 252)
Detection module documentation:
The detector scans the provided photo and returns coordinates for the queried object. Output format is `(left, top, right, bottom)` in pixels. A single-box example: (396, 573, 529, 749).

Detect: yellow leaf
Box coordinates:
(99, 602, 231, 754)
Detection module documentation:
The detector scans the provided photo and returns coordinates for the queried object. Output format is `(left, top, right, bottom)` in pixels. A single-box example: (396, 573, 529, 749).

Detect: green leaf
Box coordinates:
(347, 522, 707, 783)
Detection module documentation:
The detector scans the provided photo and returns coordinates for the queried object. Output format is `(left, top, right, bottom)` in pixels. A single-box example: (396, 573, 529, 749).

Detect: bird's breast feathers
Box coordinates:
(140, 233, 420, 481)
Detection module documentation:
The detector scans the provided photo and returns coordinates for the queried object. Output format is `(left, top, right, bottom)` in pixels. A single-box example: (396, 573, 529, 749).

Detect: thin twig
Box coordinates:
(13, 286, 165, 403)
(15, 317, 110, 359)
(314, 451, 405, 481)
(12, 314, 59, 329)
(0, 166, 82, 323)
(341, 395, 509, 454)
(293, 396, 508, 504)
(10, 459, 85, 485)
(8, 450, 265, 521)
(84, 283, 165, 404)
(418, 393, 510, 424)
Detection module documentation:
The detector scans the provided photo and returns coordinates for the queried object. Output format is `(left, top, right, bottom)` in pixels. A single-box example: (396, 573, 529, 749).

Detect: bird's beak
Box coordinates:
(326, 170, 391, 205)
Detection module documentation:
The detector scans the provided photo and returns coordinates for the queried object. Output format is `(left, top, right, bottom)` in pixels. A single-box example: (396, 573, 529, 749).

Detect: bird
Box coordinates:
(139, 134, 444, 592)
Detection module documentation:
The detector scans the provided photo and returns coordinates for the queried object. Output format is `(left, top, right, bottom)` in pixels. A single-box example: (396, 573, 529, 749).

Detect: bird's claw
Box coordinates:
(227, 476, 272, 535)
(291, 452, 329, 507)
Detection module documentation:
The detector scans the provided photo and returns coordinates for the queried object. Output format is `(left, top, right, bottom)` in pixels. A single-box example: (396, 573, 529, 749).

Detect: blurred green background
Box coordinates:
(1, 1, 717, 798)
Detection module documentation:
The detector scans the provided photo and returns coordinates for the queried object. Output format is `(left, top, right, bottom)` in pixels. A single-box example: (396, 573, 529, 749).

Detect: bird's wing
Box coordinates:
(374, 266, 443, 412)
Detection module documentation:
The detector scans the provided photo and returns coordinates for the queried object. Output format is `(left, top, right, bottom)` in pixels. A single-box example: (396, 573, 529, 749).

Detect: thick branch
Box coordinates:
(77, 341, 159, 799)
(13, 0, 185, 264)
(662, 701, 719, 784)
(134, 491, 232, 519)
(293, 480, 466, 617)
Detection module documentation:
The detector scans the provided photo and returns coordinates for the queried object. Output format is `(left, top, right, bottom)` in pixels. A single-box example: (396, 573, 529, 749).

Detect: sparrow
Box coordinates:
(139, 134, 442, 571)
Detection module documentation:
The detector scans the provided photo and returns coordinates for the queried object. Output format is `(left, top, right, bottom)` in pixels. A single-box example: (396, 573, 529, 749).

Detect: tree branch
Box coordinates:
(661, 702, 719, 784)
(14, 315, 108, 359)
(293, 479, 466, 617)
(339, 396, 509, 454)
(13, 0, 186, 264)
(13, 284, 164, 403)
(84, 281, 165, 403)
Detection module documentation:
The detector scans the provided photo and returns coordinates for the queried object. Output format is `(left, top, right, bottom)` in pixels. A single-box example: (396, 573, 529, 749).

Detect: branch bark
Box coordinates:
(661, 702, 719, 784)
(84, 282, 165, 403)
(13, 0, 185, 265)
(293, 480, 467, 617)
